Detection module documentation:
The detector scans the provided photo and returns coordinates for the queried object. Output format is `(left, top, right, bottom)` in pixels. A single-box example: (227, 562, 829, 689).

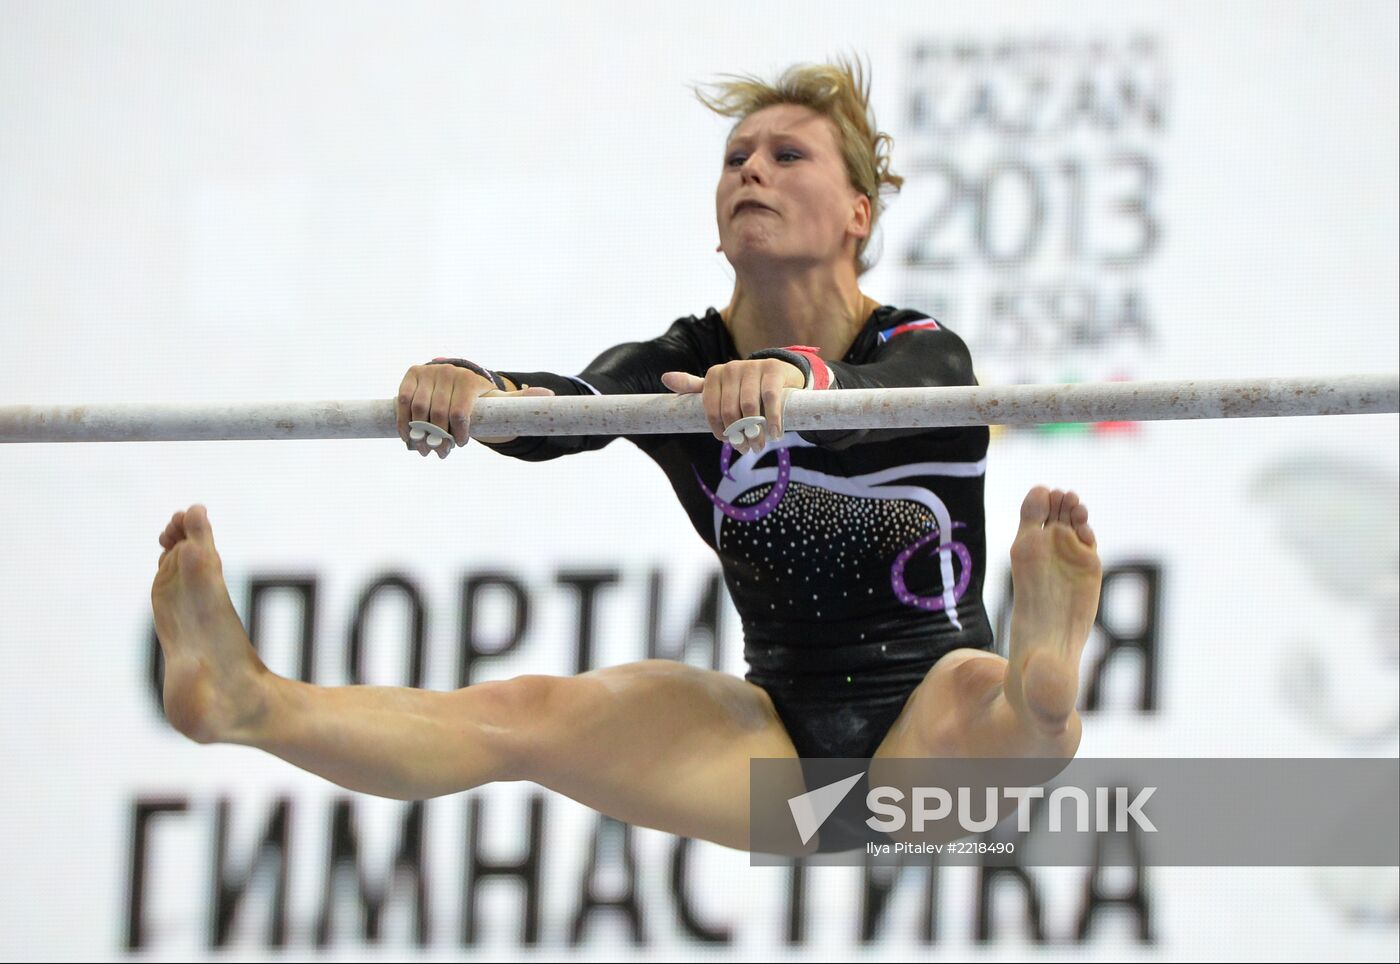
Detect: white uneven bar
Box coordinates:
(0, 375, 1395, 443)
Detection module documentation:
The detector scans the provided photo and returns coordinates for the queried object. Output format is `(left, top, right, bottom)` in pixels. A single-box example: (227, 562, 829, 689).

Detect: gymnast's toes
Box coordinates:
(155, 506, 232, 609)
(1018, 486, 1051, 529)
(1056, 490, 1080, 525)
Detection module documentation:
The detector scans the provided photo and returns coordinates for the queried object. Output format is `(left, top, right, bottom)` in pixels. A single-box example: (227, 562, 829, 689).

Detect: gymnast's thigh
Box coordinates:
(518, 659, 809, 853)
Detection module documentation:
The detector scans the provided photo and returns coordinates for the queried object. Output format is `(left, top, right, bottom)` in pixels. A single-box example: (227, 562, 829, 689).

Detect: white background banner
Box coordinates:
(1, 1, 1396, 959)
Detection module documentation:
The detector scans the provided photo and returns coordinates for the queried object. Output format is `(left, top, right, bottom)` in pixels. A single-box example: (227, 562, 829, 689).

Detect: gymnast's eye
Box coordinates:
(725, 152, 748, 167)
(775, 148, 803, 162)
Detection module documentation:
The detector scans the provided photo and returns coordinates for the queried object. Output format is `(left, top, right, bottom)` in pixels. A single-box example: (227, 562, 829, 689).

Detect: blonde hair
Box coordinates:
(694, 56, 903, 275)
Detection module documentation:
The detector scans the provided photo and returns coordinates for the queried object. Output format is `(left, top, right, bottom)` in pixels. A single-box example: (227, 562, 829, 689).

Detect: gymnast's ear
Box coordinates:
(847, 192, 872, 240)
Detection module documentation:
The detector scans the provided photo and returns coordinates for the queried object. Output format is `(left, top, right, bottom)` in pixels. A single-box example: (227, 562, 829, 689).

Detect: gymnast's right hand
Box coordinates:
(396, 362, 554, 459)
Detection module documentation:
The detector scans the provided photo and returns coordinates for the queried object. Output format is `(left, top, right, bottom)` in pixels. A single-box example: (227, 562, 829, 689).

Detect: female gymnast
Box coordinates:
(150, 60, 1103, 854)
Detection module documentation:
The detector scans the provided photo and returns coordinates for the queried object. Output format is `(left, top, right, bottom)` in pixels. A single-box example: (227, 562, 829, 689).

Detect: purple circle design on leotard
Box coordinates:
(890, 522, 972, 612)
(693, 442, 792, 522)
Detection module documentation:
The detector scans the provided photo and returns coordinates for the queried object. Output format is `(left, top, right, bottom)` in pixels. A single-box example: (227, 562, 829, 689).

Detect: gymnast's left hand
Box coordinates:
(661, 359, 805, 453)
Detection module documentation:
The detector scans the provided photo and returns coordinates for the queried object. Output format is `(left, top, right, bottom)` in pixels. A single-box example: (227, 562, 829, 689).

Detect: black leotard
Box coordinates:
(473, 305, 993, 774)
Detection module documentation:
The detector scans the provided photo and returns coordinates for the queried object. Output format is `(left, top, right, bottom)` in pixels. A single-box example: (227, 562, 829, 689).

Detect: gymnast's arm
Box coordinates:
(752, 320, 980, 450)
(471, 324, 698, 461)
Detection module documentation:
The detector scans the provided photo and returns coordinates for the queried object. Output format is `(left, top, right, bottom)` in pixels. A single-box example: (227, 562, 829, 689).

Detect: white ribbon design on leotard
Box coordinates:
(692, 434, 987, 627)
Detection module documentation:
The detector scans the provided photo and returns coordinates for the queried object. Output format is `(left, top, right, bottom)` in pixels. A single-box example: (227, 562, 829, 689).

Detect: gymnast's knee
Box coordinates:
(449, 673, 559, 781)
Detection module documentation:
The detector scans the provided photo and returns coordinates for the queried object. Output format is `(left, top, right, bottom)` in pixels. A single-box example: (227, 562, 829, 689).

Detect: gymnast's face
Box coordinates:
(715, 103, 871, 273)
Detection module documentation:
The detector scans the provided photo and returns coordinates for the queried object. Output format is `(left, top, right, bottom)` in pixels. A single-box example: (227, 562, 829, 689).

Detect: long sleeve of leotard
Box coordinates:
(756, 320, 980, 451)
(473, 318, 703, 462)
(466, 310, 979, 458)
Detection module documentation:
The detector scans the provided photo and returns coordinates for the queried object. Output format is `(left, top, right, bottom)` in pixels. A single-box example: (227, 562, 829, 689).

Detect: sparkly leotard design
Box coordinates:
(695, 436, 976, 621)
(481, 306, 993, 772)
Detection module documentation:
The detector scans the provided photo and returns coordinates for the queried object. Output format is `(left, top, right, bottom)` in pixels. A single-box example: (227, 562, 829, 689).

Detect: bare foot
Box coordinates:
(1002, 487, 1103, 735)
(151, 505, 272, 744)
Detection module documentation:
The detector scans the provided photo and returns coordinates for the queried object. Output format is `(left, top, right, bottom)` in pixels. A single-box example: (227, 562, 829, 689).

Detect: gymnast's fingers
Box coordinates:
(701, 364, 727, 440)
(661, 370, 704, 394)
(737, 365, 765, 452)
(409, 376, 438, 457)
(436, 377, 465, 457)
(761, 368, 790, 440)
(715, 362, 752, 442)
(396, 368, 420, 447)
(422, 373, 463, 459)
(450, 374, 490, 450)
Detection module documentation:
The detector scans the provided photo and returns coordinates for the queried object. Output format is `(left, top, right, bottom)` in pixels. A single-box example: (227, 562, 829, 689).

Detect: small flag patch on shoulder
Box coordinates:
(877, 318, 940, 343)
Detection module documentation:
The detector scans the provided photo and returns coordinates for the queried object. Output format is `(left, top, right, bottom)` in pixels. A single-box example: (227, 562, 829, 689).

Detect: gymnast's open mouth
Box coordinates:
(733, 198, 777, 216)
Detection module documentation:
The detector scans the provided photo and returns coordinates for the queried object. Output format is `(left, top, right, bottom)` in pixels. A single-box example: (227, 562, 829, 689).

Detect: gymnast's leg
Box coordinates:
(151, 505, 805, 852)
(873, 486, 1103, 764)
